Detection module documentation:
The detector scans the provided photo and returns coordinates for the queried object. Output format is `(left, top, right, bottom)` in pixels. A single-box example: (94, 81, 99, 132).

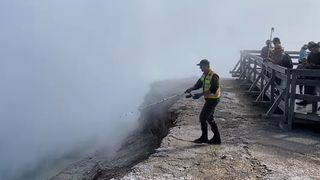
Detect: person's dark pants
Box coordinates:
(296, 77, 319, 106)
(199, 98, 220, 139)
(304, 77, 316, 95)
(296, 64, 304, 94)
(300, 77, 318, 108)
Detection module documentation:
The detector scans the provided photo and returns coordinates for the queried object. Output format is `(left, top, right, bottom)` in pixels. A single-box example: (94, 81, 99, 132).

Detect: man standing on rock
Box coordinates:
(185, 59, 221, 144)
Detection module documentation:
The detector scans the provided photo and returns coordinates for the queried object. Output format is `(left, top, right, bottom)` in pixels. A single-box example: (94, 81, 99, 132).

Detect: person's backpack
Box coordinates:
(281, 53, 293, 68)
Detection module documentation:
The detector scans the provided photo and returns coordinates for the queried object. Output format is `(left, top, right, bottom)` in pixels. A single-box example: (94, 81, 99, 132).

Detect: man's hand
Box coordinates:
(185, 88, 193, 94)
(192, 93, 202, 99)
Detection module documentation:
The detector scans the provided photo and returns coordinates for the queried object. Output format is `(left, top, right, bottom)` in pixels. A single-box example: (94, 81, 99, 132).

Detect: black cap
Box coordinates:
(197, 59, 210, 66)
(272, 37, 281, 44)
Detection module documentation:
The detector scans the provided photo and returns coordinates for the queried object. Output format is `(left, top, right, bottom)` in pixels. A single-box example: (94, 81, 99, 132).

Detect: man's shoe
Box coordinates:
(208, 136, 221, 145)
(193, 137, 208, 144)
(296, 100, 309, 106)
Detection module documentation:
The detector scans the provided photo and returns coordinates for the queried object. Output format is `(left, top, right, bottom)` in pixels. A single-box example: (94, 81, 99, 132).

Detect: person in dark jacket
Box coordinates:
(296, 42, 320, 106)
(261, 40, 273, 59)
(185, 59, 221, 144)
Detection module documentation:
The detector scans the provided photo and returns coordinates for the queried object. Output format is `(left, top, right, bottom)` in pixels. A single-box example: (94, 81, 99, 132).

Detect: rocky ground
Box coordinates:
(117, 79, 320, 180)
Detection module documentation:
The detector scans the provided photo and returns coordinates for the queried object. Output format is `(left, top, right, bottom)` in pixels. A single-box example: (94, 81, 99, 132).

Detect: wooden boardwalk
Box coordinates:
(230, 50, 320, 129)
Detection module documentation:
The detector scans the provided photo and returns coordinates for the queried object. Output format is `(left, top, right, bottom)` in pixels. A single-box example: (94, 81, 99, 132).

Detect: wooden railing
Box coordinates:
(230, 50, 320, 129)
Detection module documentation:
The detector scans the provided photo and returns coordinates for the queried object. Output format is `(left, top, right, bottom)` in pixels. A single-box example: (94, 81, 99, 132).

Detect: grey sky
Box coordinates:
(0, 0, 320, 179)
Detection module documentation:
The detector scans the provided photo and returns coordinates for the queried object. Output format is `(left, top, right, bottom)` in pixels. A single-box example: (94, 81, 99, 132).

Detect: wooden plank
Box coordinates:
(291, 69, 320, 77)
(294, 113, 320, 122)
(296, 79, 320, 86)
(231, 58, 241, 72)
(256, 78, 272, 101)
(231, 73, 241, 77)
(264, 62, 287, 74)
(295, 94, 320, 102)
(274, 82, 285, 92)
(243, 50, 261, 54)
(248, 73, 262, 93)
(266, 90, 285, 117)
(263, 74, 271, 81)
(285, 51, 300, 55)
(275, 71, 287, 80)
(278, 100, 285, 112)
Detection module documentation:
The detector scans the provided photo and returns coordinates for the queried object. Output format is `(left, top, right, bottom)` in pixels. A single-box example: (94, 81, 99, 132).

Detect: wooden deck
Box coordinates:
(230, 50, 320, 129)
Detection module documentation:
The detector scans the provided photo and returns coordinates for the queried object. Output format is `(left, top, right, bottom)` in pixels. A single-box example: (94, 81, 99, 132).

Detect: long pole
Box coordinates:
(266, 27, 275, 60)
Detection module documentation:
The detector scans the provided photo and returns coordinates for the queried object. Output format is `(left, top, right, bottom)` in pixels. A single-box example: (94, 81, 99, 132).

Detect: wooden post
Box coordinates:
(253, 60, 257, 82)
(312, 102, 317, 114)
(288, 72, 297, 129)
(260, 64, 265, 92)
(266, 90, 285, 117)
(256, 78, 271, 102)
(283, 69, 291, 124)
(239, 56, 246, 80)
(270, 69, 275, 104)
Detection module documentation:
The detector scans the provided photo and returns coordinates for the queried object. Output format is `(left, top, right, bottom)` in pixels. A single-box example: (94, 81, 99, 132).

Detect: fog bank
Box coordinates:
(1, 0, 320, 179)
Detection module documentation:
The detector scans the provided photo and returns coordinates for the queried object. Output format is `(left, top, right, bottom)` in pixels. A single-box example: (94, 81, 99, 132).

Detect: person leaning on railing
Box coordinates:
(296, 42, 320, 107)
(266, 44, 293, 90)
(266, 37, 293, 68)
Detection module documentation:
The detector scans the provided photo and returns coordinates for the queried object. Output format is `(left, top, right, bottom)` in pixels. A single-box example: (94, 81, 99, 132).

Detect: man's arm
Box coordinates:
(185, 79, 202, 93)
(304, 55, 320, 69)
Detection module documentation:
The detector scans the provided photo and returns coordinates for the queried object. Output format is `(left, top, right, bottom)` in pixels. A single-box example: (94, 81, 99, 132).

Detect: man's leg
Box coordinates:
(193, 101, 212, 143)
(208, 116, 221, 144)
(206, 99, 221, 144)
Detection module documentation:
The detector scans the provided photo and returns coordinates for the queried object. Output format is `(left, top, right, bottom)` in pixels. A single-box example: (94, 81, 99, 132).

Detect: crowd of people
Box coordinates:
(260, 37, 320, 110)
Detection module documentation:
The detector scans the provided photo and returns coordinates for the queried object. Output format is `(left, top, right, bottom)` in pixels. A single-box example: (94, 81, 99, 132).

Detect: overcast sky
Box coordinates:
(1, 0, 320, 179)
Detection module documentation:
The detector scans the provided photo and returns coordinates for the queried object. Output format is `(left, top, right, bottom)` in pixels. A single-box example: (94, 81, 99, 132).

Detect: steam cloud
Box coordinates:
(1, 0, 320, 179)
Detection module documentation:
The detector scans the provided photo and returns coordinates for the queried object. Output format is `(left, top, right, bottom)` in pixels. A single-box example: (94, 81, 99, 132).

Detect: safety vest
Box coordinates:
(200, 69, 221, 99)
